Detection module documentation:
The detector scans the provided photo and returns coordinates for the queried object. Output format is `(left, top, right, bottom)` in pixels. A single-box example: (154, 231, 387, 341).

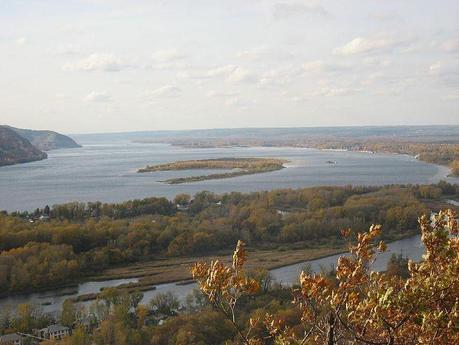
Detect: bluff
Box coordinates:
(7, 126, 81, 151)
(0, 126, 47, 166)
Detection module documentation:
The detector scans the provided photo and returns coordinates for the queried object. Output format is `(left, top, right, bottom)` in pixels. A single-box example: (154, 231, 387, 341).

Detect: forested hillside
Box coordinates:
(0, 126, 47, 166)
(7, 125, 80, 151)
(0, 182, 457, 293)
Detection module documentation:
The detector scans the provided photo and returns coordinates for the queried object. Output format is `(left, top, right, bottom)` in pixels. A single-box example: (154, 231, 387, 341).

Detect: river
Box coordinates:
(0, 235, 425, 315)
(0, 139, 457, 212)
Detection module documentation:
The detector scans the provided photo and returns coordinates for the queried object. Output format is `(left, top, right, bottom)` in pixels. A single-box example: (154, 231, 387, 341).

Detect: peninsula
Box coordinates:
(138, 157, 288, 184)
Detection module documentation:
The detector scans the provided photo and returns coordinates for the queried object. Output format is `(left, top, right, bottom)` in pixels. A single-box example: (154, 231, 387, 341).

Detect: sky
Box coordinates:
(0, 0, 458, 134)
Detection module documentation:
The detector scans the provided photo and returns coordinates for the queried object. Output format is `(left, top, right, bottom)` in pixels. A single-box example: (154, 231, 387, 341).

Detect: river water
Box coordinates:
(0, 235, 425, 315)
(0, 139, 457, 212)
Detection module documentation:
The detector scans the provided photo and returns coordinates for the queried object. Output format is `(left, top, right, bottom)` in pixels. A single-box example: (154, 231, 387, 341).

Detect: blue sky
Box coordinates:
(1, 0, 458, 133)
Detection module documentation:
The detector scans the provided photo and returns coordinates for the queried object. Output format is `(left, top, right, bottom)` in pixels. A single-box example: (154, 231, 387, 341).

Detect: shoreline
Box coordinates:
(0, 232, 420, 301)
(157, 142, 458, 180)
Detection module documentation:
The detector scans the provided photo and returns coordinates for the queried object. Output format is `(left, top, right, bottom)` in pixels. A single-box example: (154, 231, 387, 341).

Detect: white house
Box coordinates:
(0, 333, 23, 345)
(38, 324, 70, 340)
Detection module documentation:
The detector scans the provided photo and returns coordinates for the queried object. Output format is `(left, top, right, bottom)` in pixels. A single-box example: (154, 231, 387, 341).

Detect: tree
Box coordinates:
(192, 210, 459, 344)
(60, 300, 77, 327)
(192, 240, 260, 344)
(149, 292, 180, 316)
(386, 253, 409, 278)
(173, 193, 191, 206)
(130, 290, 144, 309)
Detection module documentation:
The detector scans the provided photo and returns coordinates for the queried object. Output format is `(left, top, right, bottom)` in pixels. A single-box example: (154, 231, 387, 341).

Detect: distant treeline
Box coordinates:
(155, 137, 459, 176)
(0, 182, 457, 293)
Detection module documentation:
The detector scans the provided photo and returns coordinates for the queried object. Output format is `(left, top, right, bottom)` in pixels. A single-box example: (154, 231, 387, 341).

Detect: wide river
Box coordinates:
(0, 137, 457, 315)
(0, 138, 457, 212)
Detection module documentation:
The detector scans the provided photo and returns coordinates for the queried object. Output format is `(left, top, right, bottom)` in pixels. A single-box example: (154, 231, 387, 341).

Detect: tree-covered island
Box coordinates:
(138, 157, 289, 184)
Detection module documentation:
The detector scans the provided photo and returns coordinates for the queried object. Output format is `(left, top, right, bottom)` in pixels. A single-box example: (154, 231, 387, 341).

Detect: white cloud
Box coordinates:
(145, 85, 182, 98)
(225, 97, 257, 109)
(444, 91, 459, 100)
(236, 47, 270, 60)
(334, 35, 409, 56)
(84, 91, 112, 102)
(304, 86, 360, 97)
(272, 1, 329, 20)
(302, 60, 352, 73)
(63, 53, 127, 72)
(16, 37, 28, 46)
(49, 44, 81, 57)
(55, 93, 67, 100)
(226, 67, 258, 83)
(179, 65, 260, 83)
(207, 65, 237, 78)
(258, 66, 300, 87)
(152, 49, 188, 62)
(207, 90, 238, 98)
(429, 60, 459, 87)
(442, 36, 459, 53)
(178, 65, 237, 80)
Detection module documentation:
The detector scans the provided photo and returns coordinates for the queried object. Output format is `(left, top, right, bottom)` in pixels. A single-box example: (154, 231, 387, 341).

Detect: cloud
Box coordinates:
(258, 66, 300, 87)
(84, 91, 112, 102)
(63, 53, 127, 72)
(428, 60, 459, 88)
(304, 86, 360, 97)
(207, 90, 238, 98)
(272, 1, 329, 20)
(145, 85, 182, 98)
(444, 91, 459, 100)
(179, 65, 259, 83)
(16, 37, 28, 46)
(178, 65, 236, 80)
(442, 35, 459, 53)
(225, 97, 257, 109)
(49, 44, 82, 57)
(334, 35, 409, 56)
(369, 11, 404, 25)
(302, 60, 352, 73)
(226, 67, 259, 83)
(236, 47, 270, 60)
(207, 65, 237, 78)
(152, 49, 188, 62)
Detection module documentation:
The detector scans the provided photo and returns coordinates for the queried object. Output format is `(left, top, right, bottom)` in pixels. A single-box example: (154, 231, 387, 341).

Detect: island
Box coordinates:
(138, 157, 289, 184)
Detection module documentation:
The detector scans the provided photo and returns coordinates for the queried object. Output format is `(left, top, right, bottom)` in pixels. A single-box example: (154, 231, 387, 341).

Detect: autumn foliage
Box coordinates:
(192, 210, 459, 344)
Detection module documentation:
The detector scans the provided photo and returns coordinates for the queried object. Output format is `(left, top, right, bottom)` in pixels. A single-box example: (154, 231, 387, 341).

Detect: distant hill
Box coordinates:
(7, 126, 81, 151)
(0, 126, 47, 166)
(73, 125, 459, 144)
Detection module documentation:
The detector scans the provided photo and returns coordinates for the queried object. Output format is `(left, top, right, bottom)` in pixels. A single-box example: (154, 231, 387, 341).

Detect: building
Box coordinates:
(38, 325, 70, 340)
(0, 333, 23, 345)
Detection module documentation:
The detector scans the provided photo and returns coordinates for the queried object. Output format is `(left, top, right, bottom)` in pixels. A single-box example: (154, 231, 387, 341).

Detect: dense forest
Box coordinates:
(0, 182, 457, 294)
(0, 209, 456, 344)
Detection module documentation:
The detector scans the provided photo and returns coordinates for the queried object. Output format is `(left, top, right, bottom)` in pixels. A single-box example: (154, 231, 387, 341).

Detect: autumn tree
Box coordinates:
(149, 292, 180, 316)
(192, 210, 459, 344)
(192, 240, 261, 344)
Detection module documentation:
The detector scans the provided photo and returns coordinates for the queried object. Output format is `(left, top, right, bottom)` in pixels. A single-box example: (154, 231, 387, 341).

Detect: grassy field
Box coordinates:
(84, 245, 345, 296)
